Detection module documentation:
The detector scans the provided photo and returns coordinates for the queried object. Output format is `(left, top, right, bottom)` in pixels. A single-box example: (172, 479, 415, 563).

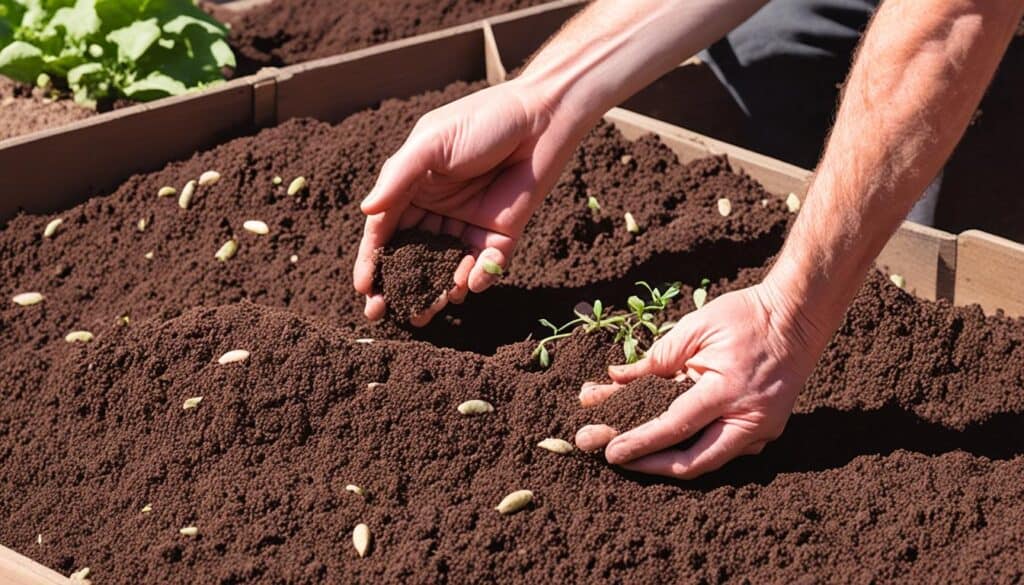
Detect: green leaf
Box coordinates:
(693, 288, 708, 310)
(0, 41, 44, 83)
(208, 37, 234, 69)
(106, 17, 160, 62)
(45, 0, 101, 41)
(121, 69, 187, 99)
(627, 295, 644, 315)
(623, 337, 639, 363)
(538, 318, 558, 335)
(66, 61, 108, 104)
(162, 13, 225, 36)
(592, 300, 603, 320)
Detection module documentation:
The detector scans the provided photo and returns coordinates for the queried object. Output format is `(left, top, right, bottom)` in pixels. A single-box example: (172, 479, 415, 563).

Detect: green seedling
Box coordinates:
(693, 277, 711, 309)
(586, 196, 601, 213)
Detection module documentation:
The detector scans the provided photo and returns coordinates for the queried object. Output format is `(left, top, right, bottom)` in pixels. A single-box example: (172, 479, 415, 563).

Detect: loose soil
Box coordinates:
(1, 79, 1024, 583)
(375, 230, 466, 319)
(0, 78, 93, 142)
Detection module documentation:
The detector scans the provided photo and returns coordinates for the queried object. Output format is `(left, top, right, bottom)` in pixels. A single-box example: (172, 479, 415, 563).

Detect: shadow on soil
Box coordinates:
(614, 405, 1024, 492)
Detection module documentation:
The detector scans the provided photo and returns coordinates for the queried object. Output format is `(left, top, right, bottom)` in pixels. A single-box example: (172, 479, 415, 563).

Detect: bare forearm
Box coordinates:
(765, 0, 1024, 341)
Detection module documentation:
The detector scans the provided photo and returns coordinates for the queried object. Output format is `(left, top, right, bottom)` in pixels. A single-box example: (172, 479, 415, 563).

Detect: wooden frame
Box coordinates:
(955, 230, 1024, 317)
(0, 546, 69, 585)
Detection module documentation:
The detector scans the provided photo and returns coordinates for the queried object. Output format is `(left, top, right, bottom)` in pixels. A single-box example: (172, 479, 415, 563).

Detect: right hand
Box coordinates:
(354, 77, 585, 325)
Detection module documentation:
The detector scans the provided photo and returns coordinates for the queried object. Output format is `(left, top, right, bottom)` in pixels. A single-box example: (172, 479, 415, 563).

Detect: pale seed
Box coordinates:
(69, 567, 90, 581)
(117, 314, 131, 326)
(890, 274, 906, 289)
(457, 399, 494, 416)
(217, 349, 250, 365)
(243, 220, 269, 235)
(287, 176, 307, 196)
(717, 198, 732, 217)
(12, 292, 44, 306)
(43, 218, 63, 238)
(481, 259, 503, 276)
(345, 484, 366, 497)
(352, 523, 371, 558)
(215, 239, 238, 262)
(198, 170, 221, 186)
(354, 338, 374, 344)
(157, 186, 176, 198)
(182, 396, 203, 410)
(179, 525, 198, 537)
(760, 198, 769, 208)
(65, 330, 94, 343)
(786, 192, 801, 213)
(36, 534, 42, 545)
(624, 212, 640, 234)
(289, 254, 299, 263)
(141, 503, 152, 513)
(272, 176, 283, 185)
(495, 489, 533, 514)
(366, 382, 383, 390)
(693, 288, 708, 310)
(536, 438, 574, 454)
(620, 154, 633, 165)
(137, 217, 148, 231)
(144, 251, 155, 260)
(179, 180, 196, 209)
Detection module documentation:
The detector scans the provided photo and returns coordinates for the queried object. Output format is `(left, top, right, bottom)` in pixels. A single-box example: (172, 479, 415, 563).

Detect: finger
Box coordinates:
(452, 254, 476, 292)
(574, 425, 619, 452)
(441, 217, 467, 239)
(418, 211, 443, 235)
(354, 211, 403, 295)
(607, 317, 701, 384)
(364, 294, 386, 321)
(398, 205, 427, 230)
(409, 292, 449, 327)
(361, 139, 435, 215)
(603, 377, 724, 465)
(578, 381, 623, 407)
(618, 421, 753, 480)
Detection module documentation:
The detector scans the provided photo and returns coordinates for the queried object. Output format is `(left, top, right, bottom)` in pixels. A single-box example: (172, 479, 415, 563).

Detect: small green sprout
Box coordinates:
(532, 281, 681, 368)
(693, 278, 711, 309)
(587, 196, 601, 213)
(482, 259, 504, 276)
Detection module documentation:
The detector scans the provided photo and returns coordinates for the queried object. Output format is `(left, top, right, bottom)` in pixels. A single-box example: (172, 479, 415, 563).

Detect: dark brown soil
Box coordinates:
(2, 79, 1024, 583)
(375, 230, 466, 318)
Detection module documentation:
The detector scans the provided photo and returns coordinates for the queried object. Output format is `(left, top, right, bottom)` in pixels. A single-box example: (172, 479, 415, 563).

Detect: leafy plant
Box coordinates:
(0, 0, 235, 107)
(531, 281, 683, 368)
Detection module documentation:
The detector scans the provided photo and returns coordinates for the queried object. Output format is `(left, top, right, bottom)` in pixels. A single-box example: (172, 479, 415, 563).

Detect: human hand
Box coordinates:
(574, 281, 831, 479)
(354, 78, 585, 325)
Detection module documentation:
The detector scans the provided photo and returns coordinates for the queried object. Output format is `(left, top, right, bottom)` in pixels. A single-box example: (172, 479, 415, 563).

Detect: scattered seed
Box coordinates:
(141, 503, 152, 513)
(786, 192, 801, 213)
(345, 484, 366, 497)
(457, 399, 494, 416)
(495, 489, 533, 515)
(179, 525, 198, 537)
(137, 217, 148, 232)
(144, 251, 155, 260)
(289, 254, 299, 263)
(117, 314, 131, 326)
(366, 382, 383, 390)
(760, 198, 769, 208)
(620, 154, 632, 165)
(179, 180, 197, 209)
(481, 259, 503, 276)
(182, 396, 203, 410)
(537, 438, 574, 454)
(243, 220, 269, 235)
(215, 239, 238, 262)
(157, 186, 176, 198)
(354, 338, 374, 344)
(69, 567, 90, 581)
(890, 274, 906, 289)
(36, 533, 42, 545)
(352, 523, 371, 558)
(624, 212, 640, 234)
(586, 196, 601, 212)
(272, 176, 283, 185)
(65, 330, 94, 343)
(693, 288, 708, 309)
(43, 218, 64, 238)
(198, 170, 221, 186)
(717, 198, 732, 217)
(217, 349, 250, 365)
(12, 292, 44, 306)
(287, 176, 307, 196)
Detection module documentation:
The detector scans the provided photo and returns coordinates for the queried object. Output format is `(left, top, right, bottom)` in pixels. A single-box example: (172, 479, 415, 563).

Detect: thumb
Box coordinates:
(608, 315, 701, 384)
(361, 138, 435, 215)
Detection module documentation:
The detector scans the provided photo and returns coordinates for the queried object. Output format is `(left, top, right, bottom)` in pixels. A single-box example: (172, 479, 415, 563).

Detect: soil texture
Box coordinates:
(1, 79, 1024, 583)
(0, 78, 93, 142)
(375, 230, 466, 318)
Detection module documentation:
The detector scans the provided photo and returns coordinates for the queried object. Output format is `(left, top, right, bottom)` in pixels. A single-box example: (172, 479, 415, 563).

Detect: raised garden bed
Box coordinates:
(3, 14, 1024, 585)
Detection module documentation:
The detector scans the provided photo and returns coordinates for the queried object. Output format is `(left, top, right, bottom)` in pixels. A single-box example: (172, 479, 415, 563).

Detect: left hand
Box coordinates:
(574, 281, 830, 479)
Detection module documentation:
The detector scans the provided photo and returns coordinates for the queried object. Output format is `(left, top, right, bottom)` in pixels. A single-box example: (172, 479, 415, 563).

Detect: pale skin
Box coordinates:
(355, 0, 1024, 479)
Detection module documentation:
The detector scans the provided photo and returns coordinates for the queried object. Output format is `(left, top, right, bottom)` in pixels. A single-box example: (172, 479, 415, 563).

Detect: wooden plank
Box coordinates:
(486, 0, 587, 73)
(0, 79, 254, 224)
(955, 230, 1024, 316)
(875, 221, 957, 302)
(276, 23, 486, 124)
(0, 545, 70, 585)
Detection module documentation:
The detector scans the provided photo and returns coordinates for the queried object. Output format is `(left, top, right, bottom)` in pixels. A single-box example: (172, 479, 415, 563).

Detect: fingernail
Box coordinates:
(608, 365, 627, 376)
(579, 382, 596, 402)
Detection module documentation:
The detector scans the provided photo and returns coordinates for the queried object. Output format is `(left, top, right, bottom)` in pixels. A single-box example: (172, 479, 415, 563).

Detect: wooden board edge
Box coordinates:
(954, 229, 1024, 317)
(483, 21, 508, 85)
(0, 545, 71, 585)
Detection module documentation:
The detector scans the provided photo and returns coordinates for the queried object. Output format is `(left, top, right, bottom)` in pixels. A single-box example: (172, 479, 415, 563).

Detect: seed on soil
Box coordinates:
(217, 349, 250, 365)
(287, 176, 307, 196)
(144, 251, 154, 260)
(198, 171, 221, 186)
(179, 180, 197, 209)
(352, 523, 371, 558)
(157, 186, 176, 198)
(36, 534, 41, 545)
(624, 212, 640, 234)
(141, 503, 152, 513)
(12, 292, 44, 306)
(786, 192, 801, 213)
(890, 274, 906, 289)
(215, 239, 238, 262)
(345, 484, 366, 497)
(243, 220, 269, 235)
(43, 218, 64, 238)
(65, 331, 94, 343)
(179, 526, 198, 537)
(182, 396, 203, 410)
(760, 198, 769, 207)
(289, 254, 299, 263)
(137, 217, 148, 232)
(69, 567, 90, 581)
(587, 196, 601, 212)
(481, 259, 503, 276)
(693, 288, 708, 309)
(354, 338, 374, 344)
(536, 438, 574, 454)
(457, 399, 494, 415)
(717, 198, 732, 217)
(620, 154, 632, 165)
(495, 490, 533, 515)
(366, 382, 383, 390)
(272, 176, 283, 185)
(117, 314, 130, 326)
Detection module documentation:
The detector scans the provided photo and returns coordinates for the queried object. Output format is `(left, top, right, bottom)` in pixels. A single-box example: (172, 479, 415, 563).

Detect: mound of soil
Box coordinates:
(0, 78, 93, 142)
(2, 78, 1024, 582)
(375, 230, 466, 318)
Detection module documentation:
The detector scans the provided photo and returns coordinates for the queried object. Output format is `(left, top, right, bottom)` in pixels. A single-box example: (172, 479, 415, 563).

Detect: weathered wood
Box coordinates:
(955, 230, 1024, 316)
(0, 545, 70, 585)
(875, 221, 957, 302)
(486, 0, 587, 72)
